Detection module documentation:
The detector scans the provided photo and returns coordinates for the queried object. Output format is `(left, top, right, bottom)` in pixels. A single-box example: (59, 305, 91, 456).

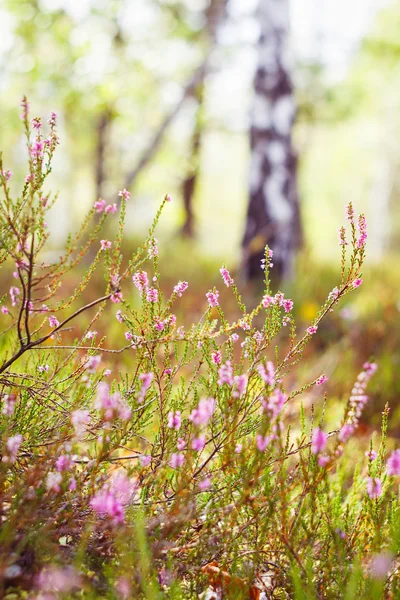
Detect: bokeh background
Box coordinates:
(0, 0, 399, 431)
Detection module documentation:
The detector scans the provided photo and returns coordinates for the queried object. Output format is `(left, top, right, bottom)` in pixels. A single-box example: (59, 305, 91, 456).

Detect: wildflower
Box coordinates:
(206, 290, 219, 307)
(104, 369, 112, 376)
(1, 306, 8, 314)
(38, 364, 50, 373)
(307, 325, 318, 335)
(95, 382, 131, 421)
(316, 374, 328, 385)
(256, 434, 272, 452)
(2, 434, 23, 463)
(235, 443, 243, 454)
(86, 355, 101, 373)
(91, 490, 124, 524)
(318, 455, 330, 467)
(198, 477, 211, 490)
(338, 227, 347, 246)
(283, 299, 294, 313)
(69, 478, 77, 491)
(9, 286, 20, 306)
(37, 566, 80, 594)
(154, 318, 165, 331)
(367, 477, 382, 499)
(94, 198, 106, 212)
(116, 310, 124, 322)
(71, 410, 90, 438)
(262, 388, 286, 418)
(353, 278, 363, 289)
(262, 294, 274, 308)
(258, 362, 276, 387)
(387, 449, 400, 476)
(146, 287, 158, 303)
(168, 411, 182, 430)
(211, 351, 222, 365)
(111, 292, 122, 303)
(138, 372, 154, 403)
(192, 436, 206, 451)
(100, 239, 112, 250)
(177, 438, 187, 451)
(230, 333, 239, 343)
(170, 453, 185, 468)
(56, 455, 73, 472)
(370, 551, 393, 579)
(148, 237, 158, 258)
(105, 203, 117, 214)
(46, 471, 62, 493)
(218, 361, 234, 386)
(164, 368, 173, 376)
(140, 455, 151, 467)
(189, 398, 215, 426)
(125, 332, 133, 341)
(2, 394, 16, 416)
(346, 202, 354, 222)
(49, 315, 59, 328)
(220, 267, 233, 287)
(366, 450, 377, 461)
(165, 193, 172, 202)
(118, 189, 131, 201)
(311, 428, 328, 454)
(173, 281, 189, 297)
(357, 214, 367, 248)
(85, 331, 97, 340)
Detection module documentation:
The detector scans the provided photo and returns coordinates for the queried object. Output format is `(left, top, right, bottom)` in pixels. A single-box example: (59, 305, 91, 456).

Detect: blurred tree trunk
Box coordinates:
(242, 0, 302, 282)
(181, 0, 227, 238)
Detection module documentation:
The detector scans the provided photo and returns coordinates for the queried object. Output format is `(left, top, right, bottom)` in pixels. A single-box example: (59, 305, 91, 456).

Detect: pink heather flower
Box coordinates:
(189, 398, 215, 426)
(370, 551, 393, 579)
(283, 299, 294, 313)
(338, 227, 347, 246)
(165, 193, 172, 202)
(363, 362, 378, 376)
(148, 238, 158, 258)
(230, 333, 239, 343)
(71, 409, 90, 438)
(37, 566, 80, 594)
(316, 375, 328, 386)
(2, 434, 23, 463)
(91, 490, 125, 524)
(170, 453, 185, 468)
(367, 477, 382, 500)
(198, 477, 211, 490)
(125, 332, 133, 341)
(168, 411, 182, 430)
(318, 454, 330, 467)
(338, 423, 354, 443)
(2, 394, 16, 416)
(357, 214, 367, 249)
(85, 331, 97, 340)
(164, 368, 173, 376)
(104, 369, 112, 376)
(95, 382, 131, 421)
(307, 325, 318, 335)
(31, 116, 42, 129)
(311, 428, 328, 454)
(140, 455, 152, 467)
(154, 318, 165, 331)
(1, 306, 8, 315)
(69, 478, 77, 491)
(173, 281, 189, 297)
(387, 449, 400, 476)
(41, 304, 49, 313)
(38, 364, 50, 373)
(118, 189, 131, 201)
(206, 290, 219, 308)
(192, 436, 206, 451)
(30, 140, 43, 158)
(100, 239, 112, 250)
(115, 577, 131, 599)
(262, 294, 274, 308)
(220, 267, 233, 287)
(86, 355, 101, 373)
(9, 286, 20, 306)
(177, 438, 187, 451)
(109, 471, 137, 505)
(353, 278, 363, 289)
(146, 287, 158, 303)
(256, 434, 272, 452)
(56, 454, 73, 472)
(257, 362, 275, 387)
(111, 292, 122, 303)
(138, 372, 154, 403)
(218, 361, 234, 386)
(233, 374, 248, 398)
(116, 310, 124, 323)
(105, 203, 117, 214)
(46, 471, 62, 493)
(94, 198, 106, 212)
(261, 388, 286, 419)
(366, 450, 377, 461)
(49, 315, 59, 328)
(211, 351, 222, 365)
(235, 443, 243, 454)
(346, 202, 354, 223)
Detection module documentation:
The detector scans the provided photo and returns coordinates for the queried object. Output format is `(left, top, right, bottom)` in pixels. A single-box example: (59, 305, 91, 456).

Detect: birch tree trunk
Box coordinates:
(242, 0, 302, 281)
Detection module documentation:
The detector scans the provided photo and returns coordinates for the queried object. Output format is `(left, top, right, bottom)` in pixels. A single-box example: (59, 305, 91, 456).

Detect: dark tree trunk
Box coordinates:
(242, 0, 302, 282)
(181, 0, 227, 238)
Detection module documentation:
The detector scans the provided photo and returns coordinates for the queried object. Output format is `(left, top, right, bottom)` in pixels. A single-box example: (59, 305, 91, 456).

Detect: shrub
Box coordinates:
(0, 100, 399, 599)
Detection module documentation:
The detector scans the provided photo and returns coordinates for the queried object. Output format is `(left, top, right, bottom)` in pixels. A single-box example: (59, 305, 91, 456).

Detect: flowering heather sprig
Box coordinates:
(367, 477, 382, 500)
(133, 271, 149, 291)
(2, 434, 23, 463)
(146, 287, 158, 303)
(2, 394, 16, 415)
(189, 398, 215, 426)
(387, 450, 400, 476)
(137, 372, 154, 403)
(357, 214, 367, 249)
(173, 281, 189, 297)
(220, 267, 233, 287)
(206, 290, 219, 307)
(312, 428, 328, 454)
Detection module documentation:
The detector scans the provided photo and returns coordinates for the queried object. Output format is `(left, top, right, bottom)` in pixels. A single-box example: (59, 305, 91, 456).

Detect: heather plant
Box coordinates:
(1, 100, 400, 599)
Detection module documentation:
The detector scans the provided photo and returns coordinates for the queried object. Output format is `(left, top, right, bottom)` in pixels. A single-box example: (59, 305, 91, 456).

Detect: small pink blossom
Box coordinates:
(387, 449, 400, 476)
(367, 477, 382, 499)
(1, 306, 8, 314)
(220, 267, 233, 287)
(168, 411, 182, 430)
(192, 436, 206, 451)
(235, 443, 243, 454)
(49, 315, 59, 328)
(307, 325, 318, 335)
(91, 490, 124, 524)
(85, 331, 97, 340)
(116, 310, 124, 323)
(211, 351, 222, 365)
(86, 355, 101, 373)
(125, 332, 133, 341)
(165, 193, 172, 202)
(118, 189, 131, 201)
(262, 294, 274, 308)
(105, 203, 117, 214)
(71, 410, 90, 438)
(111, 292, 122, 303)
(173, 281, 189, 297)
(316, 374, 328, 386)
(366, 450, 377, 461)
(140, 455, 152, 467)
(46, 471, 62, 493)
(170, 453, 185, 468)
(9, 286, 20, 306)
(104, 369, 112, 376)
(146, 287, 158, 303)
(338, 423, 354, 443)
(94, 198, 106, 212)
(198, 477, 211, 490)
(311, 428, 328, 454)
(318, 454, 330, 467)
(138, 372, 154, 403)
(283, 299, 294, 313)
(230, 333, 239, 343)
(353, 278, 363, 289)
(218, 361, 234, 386)
(56, 455, 73, 472)
(2, 394, 16, 416)
(100, 239, 112, 250)
(177, 438, 187, 451)
(189, 398, 215, 426)
(206, 290, 219, 307)
(370, 551, 393, 579)
(2, 434, 23, 463)
(256, 434, 272, 452)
